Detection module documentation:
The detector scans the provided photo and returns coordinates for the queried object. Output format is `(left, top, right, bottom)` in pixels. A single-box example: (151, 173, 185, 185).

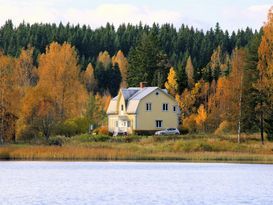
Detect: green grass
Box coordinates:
(1, 133, 273, 163)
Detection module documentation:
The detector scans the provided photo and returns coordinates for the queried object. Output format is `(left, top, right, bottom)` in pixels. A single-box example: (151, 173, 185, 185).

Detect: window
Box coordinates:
(162, 103, 169, 111)
(121, 105, 124, 111)
(146, 103, 152, 111)
(127, 121, 131, 127)
(173, 105, 176, 112)
(115, 121, 118, 127)
(155, 92, 159, 96)
(156, 120, 163, 128)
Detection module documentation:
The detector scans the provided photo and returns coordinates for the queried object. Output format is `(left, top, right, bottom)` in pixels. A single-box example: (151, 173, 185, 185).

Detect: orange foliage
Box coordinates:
(112, 50, 128, 88)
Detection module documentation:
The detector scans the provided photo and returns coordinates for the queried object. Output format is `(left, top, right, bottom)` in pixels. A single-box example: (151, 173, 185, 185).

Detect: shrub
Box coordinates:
(199, 142, 213, 151)
(178, 125, 189, 134)
(97, 125, 109, 135)
(214, 121, 232, 135)
(183, 114, 197, 133)
(91, 134, 111, 142)
(48, 136, 67, 146)
(17, 126, 39, 142)
(55, 117, 90, 137)
(111, 135, 142, 143)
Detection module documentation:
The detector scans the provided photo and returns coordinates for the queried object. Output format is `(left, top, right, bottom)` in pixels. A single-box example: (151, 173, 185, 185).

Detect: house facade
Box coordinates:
(107, 84, 180, 135)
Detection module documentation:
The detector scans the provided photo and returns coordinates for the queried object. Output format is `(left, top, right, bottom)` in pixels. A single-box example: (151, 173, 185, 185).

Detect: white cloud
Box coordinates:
(0, 2, 182, 28)
(247, 4, 271, 13)
(0, 0, 61, 25)
(60, 4, 182, 28)
(220, 4, 271, 31)
(0, 1, 271, 32)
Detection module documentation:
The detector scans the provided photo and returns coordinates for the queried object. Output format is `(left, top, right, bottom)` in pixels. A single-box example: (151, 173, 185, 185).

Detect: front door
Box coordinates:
(116, 120, 128, 133)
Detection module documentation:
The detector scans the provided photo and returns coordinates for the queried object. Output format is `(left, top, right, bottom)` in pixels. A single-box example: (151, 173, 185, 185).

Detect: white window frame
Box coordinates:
(162, 103, 169, 111)
(173, 105, 177, 112)
(146, 102, 152, 111)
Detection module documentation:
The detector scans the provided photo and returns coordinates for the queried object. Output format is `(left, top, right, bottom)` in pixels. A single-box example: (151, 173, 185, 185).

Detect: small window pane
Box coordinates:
(156, 120, 163, 128)
(163, 103, 168, 111)
(146, 103, 152, 111)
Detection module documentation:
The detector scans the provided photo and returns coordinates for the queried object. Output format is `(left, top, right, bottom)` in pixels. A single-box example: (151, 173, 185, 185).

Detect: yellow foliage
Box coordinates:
(82, 63, 97, 92)
(214, 120, 232, 135)
(185, 56, 194, 88)
(37, 42, 88, 119)
(164, 67, 178, 96)
(195, 104, 207, 130)
(98, 51, 111, 68)
(183, 114, 197, 133)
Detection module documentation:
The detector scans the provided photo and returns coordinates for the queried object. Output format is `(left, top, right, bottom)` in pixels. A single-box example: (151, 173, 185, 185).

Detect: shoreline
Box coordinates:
(1, 134, 273, 164)
(1, 145, 273, 164)
(1, 159, 273, 165)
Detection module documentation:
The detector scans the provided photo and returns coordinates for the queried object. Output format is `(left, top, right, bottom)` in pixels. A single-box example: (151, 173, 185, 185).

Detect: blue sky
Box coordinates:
(0, 0, 271, 32)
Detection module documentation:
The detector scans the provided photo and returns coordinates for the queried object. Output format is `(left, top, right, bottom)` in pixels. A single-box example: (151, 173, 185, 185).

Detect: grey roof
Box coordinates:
(121, 88, 140, 100)
(107, 86, 175, 114)
(128, 87, 158, 100)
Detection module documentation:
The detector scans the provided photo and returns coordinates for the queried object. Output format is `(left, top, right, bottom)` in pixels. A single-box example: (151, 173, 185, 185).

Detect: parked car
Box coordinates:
(155, 128, 180, 135)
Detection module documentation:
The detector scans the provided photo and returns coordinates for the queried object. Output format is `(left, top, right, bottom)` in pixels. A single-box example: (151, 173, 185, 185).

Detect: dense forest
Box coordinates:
(0, 6, 272, 144)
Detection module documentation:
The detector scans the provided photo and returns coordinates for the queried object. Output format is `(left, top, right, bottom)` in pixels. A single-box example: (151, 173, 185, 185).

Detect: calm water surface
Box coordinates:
(0, 162, 273, 205)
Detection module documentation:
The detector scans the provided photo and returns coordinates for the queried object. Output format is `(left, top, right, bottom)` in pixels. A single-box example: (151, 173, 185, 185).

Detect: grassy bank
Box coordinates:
(1, 134, 273, 163)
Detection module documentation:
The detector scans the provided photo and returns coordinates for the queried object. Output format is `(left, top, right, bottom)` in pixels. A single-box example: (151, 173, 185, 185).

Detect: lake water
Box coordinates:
(0, 162, 273, 205)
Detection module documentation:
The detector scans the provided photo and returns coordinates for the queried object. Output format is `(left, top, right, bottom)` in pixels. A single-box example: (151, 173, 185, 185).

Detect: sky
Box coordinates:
(0, 0, 271, 32)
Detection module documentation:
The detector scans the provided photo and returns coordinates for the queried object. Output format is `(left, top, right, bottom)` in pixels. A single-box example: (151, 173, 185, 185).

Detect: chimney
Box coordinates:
(140, 82, 147, 88)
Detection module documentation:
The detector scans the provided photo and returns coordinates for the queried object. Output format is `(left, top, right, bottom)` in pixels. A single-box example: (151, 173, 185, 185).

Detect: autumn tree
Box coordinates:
(0, 54, 19, 142)
(20, 88, 58, 140)
(185, 56, 194, 88)
(210, 46, 222, 80)
(165, 67, 178, 97)
(15, 46, 36, 88)
(206, 48, 246, 135)
(229, 49, 246, 142)
(195, 104, 207, 132)
(98, 51, 111, 68)
(112, 50, 128, 88)
(21, 42, 88, 139)
(256, 6, 273, 142)
(82, 63, 97, 93)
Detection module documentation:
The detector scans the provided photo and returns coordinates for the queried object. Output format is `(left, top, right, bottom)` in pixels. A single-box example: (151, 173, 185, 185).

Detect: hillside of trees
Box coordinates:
(0, 7, 272, 144)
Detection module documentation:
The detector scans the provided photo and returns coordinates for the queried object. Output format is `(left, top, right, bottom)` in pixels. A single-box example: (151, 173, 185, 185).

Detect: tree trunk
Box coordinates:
(260, 111, 264, 145)
(237, 68, 244, 144)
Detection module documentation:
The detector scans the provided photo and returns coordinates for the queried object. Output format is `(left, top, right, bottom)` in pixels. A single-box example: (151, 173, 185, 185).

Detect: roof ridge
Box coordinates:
(128, 87, 159, 101)
(127, 87, 146, 101)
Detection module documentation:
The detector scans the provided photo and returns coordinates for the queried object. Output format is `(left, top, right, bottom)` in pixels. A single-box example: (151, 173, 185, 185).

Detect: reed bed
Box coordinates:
(1, 133, 273, 163)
